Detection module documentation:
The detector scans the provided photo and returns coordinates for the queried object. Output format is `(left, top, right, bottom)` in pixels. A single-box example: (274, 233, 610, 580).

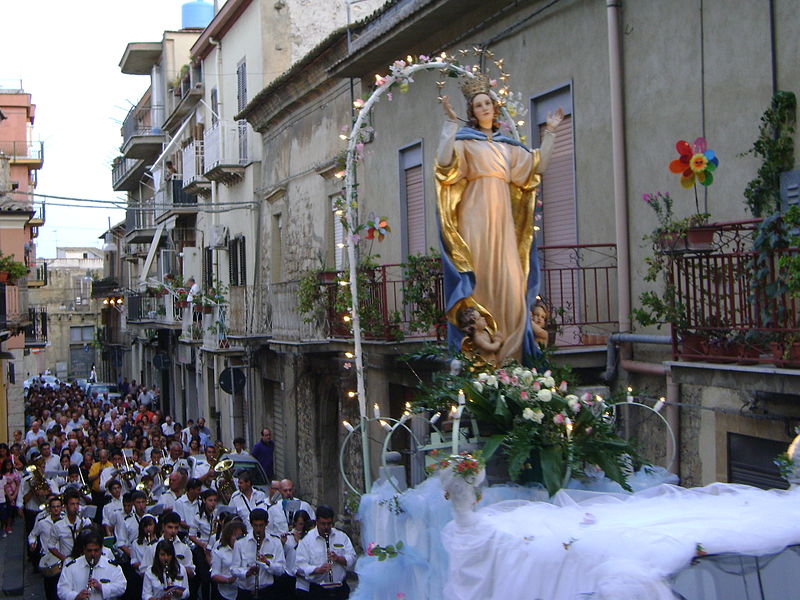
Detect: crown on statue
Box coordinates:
(459, 73, 492, 101)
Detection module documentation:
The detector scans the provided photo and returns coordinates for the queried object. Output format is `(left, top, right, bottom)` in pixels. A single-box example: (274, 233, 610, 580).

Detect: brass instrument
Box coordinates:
(77, 468, 91, 496)
(160, 462, 174, 479)
(214, 459, 235, 504)
(121, 452, 137, 481)
(26, 457, 51, 495)
(135, 482, 157, 506)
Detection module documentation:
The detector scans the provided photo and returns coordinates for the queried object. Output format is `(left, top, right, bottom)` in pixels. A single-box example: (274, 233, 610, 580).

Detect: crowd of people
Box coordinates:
(3, 376, 356, 600)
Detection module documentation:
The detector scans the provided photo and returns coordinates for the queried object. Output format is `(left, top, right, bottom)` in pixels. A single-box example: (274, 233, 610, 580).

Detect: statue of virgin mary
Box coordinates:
(435, 74, 562, 365)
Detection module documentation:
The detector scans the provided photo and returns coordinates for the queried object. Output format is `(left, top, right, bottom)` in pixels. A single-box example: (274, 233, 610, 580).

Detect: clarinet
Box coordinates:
(253, 532, 262, 592)
(87, 556, 97, 597)
(323, 532, 334, 584)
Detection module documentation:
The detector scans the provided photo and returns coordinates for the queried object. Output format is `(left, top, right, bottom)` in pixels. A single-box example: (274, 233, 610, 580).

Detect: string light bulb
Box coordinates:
(342, 420, 354, 432)
(379, 420, 392, 432)
(429, 412, 442, 425)
(344, 352, 354, 359)
(347, 391, 356, 398)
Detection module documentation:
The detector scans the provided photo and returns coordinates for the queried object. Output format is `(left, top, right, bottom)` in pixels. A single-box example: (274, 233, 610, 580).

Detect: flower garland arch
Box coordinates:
(337, 51, 525, 493)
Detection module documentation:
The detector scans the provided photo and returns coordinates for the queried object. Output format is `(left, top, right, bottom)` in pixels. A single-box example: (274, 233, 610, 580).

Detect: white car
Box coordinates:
(85, 383, 122, 401)
(23, 375, 60, 391)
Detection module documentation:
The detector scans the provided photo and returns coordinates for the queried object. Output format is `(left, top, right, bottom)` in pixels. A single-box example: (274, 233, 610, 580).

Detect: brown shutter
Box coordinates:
(539, 116, 579, 344)
(404, 164, 425, 256)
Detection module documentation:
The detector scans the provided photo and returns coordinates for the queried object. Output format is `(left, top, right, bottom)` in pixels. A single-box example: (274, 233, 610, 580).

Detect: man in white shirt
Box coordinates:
(180, 420, 195, 453)
(117, 491, 149, 562)
(40, 410, 55, 432)
(191, 446, 217, 489)
(295, 505, 355, 599)
(44, 490, 91, 600)
(267, 479, 315, 535)
(143, 436, 165, 463)
(159, 471, 184, 513)
(231, 508, 285, 598)
(163, 441, 193, 476)
(101, 480, 124, 537)
(230, 437, 252, 458)
(161, 415, 177, 437)
(228, 472, 269, 532)
(175, 478, 202, 533)
(39, 442, 61, 474)
(24, 421, 46, 449)
(57, 532, 127, 600)
(67, 439, 83, 466)
(28, 495, 62, 579)
(99, 451, 129, 492)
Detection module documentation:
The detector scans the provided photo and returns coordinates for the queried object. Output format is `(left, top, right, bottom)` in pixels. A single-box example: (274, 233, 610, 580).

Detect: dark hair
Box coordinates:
(293, 509, 312, 531)
(136, 514, 158, 545)
(237, 471, 252, 484)
(151, 540, 180, 583)
(186, 478, 202, 491)
(63, 488, 82, 503)
(199, 489, 218, 520)
(457, 306, 480, 335)
(160, 511, 181, 527)
(0, 457, 12, 475)
(122, 492, 133, 503)
(316, 505, 335, 521)
(75, 531, 104, 557)
(67, 465, 81, 476)
(131, 491, 148, 504)
(249, 508, 268, 524)
(233, 437, 245, 445)
(219, 520, 245, 548)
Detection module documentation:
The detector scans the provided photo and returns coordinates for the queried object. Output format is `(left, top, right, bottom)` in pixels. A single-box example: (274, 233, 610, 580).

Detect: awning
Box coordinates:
(140, 222, 165, 286)
(151, 114, 193, 171)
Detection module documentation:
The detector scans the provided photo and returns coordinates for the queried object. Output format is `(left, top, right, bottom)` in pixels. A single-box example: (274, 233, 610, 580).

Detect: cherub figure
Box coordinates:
(458, 306, 504, 365)
(531, 300, 550, 348)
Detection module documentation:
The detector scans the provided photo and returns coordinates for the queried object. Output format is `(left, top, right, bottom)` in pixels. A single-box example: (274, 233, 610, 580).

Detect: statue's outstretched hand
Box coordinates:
(546, 107, 565, 130)
(442, 96, 458, 122)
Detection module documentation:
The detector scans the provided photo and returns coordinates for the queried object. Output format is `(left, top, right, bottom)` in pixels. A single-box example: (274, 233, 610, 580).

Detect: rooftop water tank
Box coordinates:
(182, 0, 214, 29)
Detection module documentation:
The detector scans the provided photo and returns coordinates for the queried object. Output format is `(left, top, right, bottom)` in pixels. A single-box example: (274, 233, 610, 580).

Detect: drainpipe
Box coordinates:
(604, 333, 681, 475)
(607, 0, 631, 337)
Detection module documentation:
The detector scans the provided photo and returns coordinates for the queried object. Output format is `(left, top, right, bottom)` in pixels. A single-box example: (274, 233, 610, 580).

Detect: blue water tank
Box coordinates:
(182, 0, 214, 29)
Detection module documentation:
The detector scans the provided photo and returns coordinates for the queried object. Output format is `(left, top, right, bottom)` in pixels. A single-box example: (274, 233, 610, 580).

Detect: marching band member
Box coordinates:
(188, 489, 218, 600)
(231, 509, 285, 600)
(30, 495, 63, 596)
(174, 478, 201, 533)
(295, 505, 355, 600)
(57, 531, 127, 600)
(60, 466, 92, 504)
(163, 442, 193, 478)
(280, 509, 312, 598)
(140, 512, 195, 579)
(158, 472, 184, 514)
(44, 490, 92, 600)
(189, 446, 217, 490)
(267, 479, 315, 536)
(102, 480, 124, 537)
(99, 451, 128, 492)
(118, 491, 150, 563)
(210, 520, 246, 600)
(130, 514, 157, 600)
(142, 540, 190, 600)
(228, 472, 268, 532)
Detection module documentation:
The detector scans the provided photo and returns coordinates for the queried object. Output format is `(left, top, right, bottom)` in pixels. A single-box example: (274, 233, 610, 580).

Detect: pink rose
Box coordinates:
(367, 543, 377, 556)
(532, 381, 541, 391)
(520, 391, 529, 401)
(553, 413, 565, 425)
(498, 370, 511, 385)
(559, 380, 568, 393)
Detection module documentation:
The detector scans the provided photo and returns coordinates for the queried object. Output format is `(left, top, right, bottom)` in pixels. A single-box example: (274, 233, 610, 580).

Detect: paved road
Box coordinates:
(0, 525, 43, 600)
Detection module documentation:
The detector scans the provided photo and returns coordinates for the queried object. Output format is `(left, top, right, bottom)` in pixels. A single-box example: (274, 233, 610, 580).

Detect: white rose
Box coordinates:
(472, 381, 484, 393)
(542, 376, 556, 388)
(485, 375, 498, 388)
(565, 394, 579, 403)
(520, 370, 534, 385)
(531, 408, 544, 423)
(537, 389, 552, 402)
(477, 372, 489, 382)
(522, 407, 535, 421)
(567, 398, 581, 413)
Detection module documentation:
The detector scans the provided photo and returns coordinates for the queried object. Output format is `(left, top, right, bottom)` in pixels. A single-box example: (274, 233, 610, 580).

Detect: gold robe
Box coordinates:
(435, 132, 541, 363)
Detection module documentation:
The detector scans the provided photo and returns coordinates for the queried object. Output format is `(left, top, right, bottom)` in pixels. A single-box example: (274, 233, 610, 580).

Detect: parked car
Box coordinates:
(72, 378, 89, 391)
(23, 375, 60, 391)
(221, 454, 273, 497)
(85, 382, 121, 401)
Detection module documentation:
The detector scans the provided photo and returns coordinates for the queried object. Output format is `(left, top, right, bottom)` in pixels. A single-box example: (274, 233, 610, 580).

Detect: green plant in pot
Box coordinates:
(401, 249, 444, 335)
(0, 252, 29, 284)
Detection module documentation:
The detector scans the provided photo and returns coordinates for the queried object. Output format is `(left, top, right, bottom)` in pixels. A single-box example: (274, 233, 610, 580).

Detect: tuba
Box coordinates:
(26, 456, 51, 495)
(212, 442, 235, 504)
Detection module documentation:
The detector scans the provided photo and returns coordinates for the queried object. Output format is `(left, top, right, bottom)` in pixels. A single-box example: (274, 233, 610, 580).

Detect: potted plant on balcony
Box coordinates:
(0, 252, 29, 284)
(401, 249, 445, 336)
(175, 287, 190, 308)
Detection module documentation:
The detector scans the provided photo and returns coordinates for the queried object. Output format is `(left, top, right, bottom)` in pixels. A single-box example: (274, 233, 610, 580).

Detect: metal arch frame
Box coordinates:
(609, 401, 677, 472)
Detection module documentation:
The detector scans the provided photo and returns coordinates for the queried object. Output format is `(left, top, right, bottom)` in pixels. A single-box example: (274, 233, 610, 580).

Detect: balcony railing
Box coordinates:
(127, 293, 156, 322)
(665, 219, 800, 366)
(121, 105, 162, 145)
(203, 121, 250, 184)
(538, 244, 619, 346)
(125, 205, 155, 232)
(28, 260, 47, 287)
(0, 140, 43, 164)
(112, 157, 145, 190)
(182, 140, 205, 185)
(264, 281, 328, 341)
(24, 306, 47, 345)
(155, 180, 198, 221)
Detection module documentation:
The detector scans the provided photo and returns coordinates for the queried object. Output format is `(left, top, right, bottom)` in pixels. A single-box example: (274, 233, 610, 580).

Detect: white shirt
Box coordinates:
(191, 459, 212, 483)
(41, 454, 61, 473)
(28, 513, 59, 550)
(159, 489, 181, 513)
(47, 514, 92, 560)
(228, 489, 269, 531)
(174, 495, 200, 526)
(180, 428, 192, 452)
(57, 555, 127, 600)
(99, 465, 125, 491)
(230, 532, 285, 590)
(25, 429, 46, 446)
(102, 497, 124, 528)
(65, 419, 85, 435)
(111, 509, 133, 548)
(131, 538, 156, 570)
(18, 474, 59, 511)
(142, 564, 190, 600)
(119, 511, 147, 549)
(211, 545, 237, 600)
(267, 499, 316, 535)
(161, 422, 177, 436)
(295, 528, 356, 587)
(189, 509, 216, 548)
(140, 536, 194, 576)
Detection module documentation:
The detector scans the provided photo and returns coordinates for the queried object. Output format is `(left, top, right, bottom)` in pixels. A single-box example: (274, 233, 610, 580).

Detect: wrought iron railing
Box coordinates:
(0, 140, 43, 162)
(666, 219, 800, 366)
(112, 158, 141, 188)
(24, 306, 47, 344)
(121, 105, 162, 144)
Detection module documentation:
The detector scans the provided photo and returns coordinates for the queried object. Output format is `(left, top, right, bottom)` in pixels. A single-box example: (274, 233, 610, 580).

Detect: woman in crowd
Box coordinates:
(210, 520, 245, 600)
(143, 539, 190, 600)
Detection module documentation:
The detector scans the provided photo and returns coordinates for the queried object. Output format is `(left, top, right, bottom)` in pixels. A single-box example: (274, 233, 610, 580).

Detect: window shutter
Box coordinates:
(203, 247, 213, 289)
(332, 197, 344, 271)
(210, 88, 219, 125)
(236, 61, 247, 113)
(404, 164, 425, 256)
(228, 238, 239, 286)
(239, 236, 247, 285)
(538, 115, 579, 344)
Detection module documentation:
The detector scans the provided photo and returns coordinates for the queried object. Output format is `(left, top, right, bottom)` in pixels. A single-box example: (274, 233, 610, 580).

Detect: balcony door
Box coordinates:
(532, 85, 580, 345)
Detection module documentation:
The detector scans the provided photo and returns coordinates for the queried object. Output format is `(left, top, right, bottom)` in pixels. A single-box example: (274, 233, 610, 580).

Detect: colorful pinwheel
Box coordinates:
(365, 215, 391, 241)
(669, 137, 719, 189)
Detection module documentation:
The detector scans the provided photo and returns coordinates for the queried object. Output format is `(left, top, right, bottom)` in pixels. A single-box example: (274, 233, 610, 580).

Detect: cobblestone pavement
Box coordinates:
(0, 525, 44, 600)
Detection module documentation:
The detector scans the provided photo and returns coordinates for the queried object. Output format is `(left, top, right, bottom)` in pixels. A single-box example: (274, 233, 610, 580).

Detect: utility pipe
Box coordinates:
(606, 0, 631, 336)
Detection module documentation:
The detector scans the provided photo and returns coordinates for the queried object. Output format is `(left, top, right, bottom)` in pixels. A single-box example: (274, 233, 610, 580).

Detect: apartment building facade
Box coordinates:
(0, 81, 47, 441)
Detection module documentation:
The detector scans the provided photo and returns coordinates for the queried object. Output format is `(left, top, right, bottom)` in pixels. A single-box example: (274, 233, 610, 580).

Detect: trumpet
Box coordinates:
(135, 482, 157, 506)
(160, 462, 174, 479)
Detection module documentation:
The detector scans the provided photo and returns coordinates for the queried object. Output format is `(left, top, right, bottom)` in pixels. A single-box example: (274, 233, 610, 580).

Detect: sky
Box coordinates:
(0, 0, 214, 258)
